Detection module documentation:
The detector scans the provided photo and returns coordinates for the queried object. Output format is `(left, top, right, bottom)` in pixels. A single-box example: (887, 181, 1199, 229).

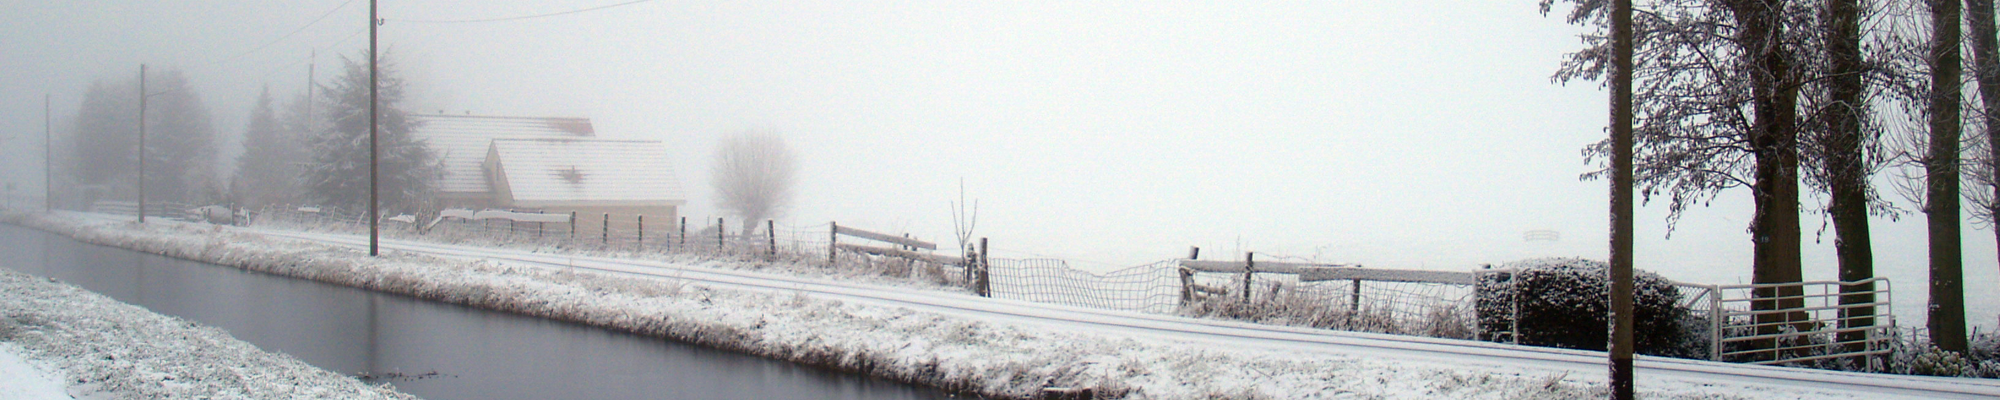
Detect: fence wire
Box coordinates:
(246, 206, 973, 286)
(987, 259, 1184, 314)
(1185, 270, 1479, 337)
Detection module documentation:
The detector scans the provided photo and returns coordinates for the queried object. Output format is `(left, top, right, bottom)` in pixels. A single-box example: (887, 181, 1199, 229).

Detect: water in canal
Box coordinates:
(0, 224, 957, 400)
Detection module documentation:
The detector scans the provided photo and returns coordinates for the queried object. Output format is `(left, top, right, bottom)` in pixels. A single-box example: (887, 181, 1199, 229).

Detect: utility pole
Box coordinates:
(306, 49, 316, 134)
(45, 92, 52, 212)
(137, 64, 147, 223)
(368, 0, 380, 256)
(1608, 0, 1637, 398)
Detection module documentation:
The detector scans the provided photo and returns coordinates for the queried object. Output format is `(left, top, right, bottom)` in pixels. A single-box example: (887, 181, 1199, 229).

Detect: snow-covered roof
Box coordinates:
(410, 114, 596, 195)
(486, 139, 685, 207)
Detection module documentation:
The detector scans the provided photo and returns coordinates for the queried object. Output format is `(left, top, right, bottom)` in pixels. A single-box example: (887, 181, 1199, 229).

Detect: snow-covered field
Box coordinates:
(4, 209, 1995, 399)
(0, 268, 413, 399)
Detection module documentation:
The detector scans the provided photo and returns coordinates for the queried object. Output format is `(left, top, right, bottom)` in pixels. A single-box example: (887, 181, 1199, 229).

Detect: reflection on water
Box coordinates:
(0, 224, 953, 400)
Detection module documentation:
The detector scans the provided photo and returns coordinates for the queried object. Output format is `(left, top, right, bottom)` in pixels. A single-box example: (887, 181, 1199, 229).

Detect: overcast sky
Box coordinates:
(1, 1, 1992, 329)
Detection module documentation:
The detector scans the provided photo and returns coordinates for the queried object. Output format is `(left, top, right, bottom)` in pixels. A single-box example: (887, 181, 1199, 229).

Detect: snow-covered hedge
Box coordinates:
(1476, 258, 1697, 357)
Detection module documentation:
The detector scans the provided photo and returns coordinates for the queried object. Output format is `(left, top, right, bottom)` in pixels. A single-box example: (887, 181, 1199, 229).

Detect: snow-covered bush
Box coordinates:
(1891, 339, 1973, 377)
(1476, 258, 1695, 356)
(1974, 332, 2000, 376)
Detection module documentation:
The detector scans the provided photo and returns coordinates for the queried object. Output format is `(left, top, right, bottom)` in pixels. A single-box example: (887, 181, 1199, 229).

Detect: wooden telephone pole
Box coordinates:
(137, 64, 147, 223)
(368, 0, 380, 256)
(1608, 0, 1637, 398)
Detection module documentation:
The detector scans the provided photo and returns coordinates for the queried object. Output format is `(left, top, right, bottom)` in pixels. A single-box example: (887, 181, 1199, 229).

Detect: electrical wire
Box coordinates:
(210, 0, 359, 66)
(392, 0, 659, 24)
(253, 28, 367, 82)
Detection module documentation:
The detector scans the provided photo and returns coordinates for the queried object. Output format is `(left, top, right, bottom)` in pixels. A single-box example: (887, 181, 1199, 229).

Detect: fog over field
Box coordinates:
(0, 1, 1992, 330)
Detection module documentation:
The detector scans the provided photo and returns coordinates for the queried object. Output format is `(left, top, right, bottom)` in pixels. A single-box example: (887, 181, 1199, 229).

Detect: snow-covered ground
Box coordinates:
(0, 343, 71, 400)
(5, 209, 1998, 399)
(0, 266, 413, 400)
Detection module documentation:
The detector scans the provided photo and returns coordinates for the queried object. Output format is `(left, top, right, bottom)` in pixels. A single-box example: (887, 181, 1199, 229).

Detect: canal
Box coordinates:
(0, 223, 956, 400)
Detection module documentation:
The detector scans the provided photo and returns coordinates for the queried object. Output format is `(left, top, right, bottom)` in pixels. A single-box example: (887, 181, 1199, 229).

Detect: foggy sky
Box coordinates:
(1, 1, 1993, 330)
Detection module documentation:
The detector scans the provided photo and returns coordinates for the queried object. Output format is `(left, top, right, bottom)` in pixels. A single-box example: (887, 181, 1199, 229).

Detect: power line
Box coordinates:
(211, 0, 359, 66)
(254, 28, 367, 81)
(392, 0, 658, 24)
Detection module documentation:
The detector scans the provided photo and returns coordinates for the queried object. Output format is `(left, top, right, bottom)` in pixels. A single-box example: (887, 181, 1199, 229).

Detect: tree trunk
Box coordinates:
(1927, 0, 1968, 353)
(1825, 0, 1876, 352)
(1968, 0, 2000, 347)
(1729, 0, 1807, 345)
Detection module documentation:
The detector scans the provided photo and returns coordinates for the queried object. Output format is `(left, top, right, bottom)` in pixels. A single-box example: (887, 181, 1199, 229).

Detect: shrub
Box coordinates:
(1476, 258, 1695, 357)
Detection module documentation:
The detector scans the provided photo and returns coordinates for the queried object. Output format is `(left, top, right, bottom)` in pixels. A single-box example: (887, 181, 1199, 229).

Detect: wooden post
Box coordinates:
(570, 211, 577, 239)
(717, 217, 725, 248)
(767, 219, 777, 260)
(1609, 0, 1637, 396)
(1350, 278, 1362, 313)
(679, 216, 687, 246)
(829, 221, 839, 265)
(1243, 252, 1255, 302)
(1181, 246, 1199, 305)
(637, 214, 644, 246)
(977, 237, 990, 297)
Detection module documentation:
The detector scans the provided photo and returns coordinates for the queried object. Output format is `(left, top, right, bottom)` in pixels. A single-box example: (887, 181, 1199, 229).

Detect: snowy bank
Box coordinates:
(1, 210, 1871, 399)
(0, 268, 413, 399)
(0, 343, 70, 400)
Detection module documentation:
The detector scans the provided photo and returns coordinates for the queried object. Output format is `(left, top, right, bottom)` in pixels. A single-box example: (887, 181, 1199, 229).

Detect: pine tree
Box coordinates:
(69, 78, 138, 193)
(303, 50, 438, 213)
(233, 86, 295, 207)
(142, 68, 219, 205)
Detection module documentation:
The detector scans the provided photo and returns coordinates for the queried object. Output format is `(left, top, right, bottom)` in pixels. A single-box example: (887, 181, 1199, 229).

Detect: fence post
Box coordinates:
(570, 211, 577, 239)
(638, 214, 644, 247)
(976, 237, 989, 297)
(1242, 252, 1255, 302)
(1351, 277, 1362, 313)
(679, 216, 687, 246)
(1710, 285, 1724, 361)
(829, 221, 839, 265)
(602, 213, 609, 245)
(767, 219, 777, 260)
(1181, 246, 1199, 305)
(717, 217, 725, 249)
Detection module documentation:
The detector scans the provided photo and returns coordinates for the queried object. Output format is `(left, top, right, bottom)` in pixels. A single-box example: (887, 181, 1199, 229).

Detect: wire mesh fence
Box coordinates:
(1179, 266, 1482, 338)
(986, 259, 1184, 313)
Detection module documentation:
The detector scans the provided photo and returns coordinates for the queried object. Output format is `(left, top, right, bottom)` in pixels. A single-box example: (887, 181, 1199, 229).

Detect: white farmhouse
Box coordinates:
(411, 114, 685, 235)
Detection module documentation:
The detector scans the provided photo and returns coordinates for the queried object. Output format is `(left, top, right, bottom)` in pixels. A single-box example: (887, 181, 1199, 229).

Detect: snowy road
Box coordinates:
(238, 227, 2000, 399)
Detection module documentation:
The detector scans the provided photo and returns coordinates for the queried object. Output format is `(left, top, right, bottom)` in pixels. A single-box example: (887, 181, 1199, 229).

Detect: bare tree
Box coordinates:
(1815, 0, 1877, 351)
(1920, 0, 1967, 353)
(1877, 0, 1972, 354)
(712, 130, 797, 234)
(951, 178, 979, 257)
(1966, 0, 2000, 334)
(1546, 0, 1818, 333)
